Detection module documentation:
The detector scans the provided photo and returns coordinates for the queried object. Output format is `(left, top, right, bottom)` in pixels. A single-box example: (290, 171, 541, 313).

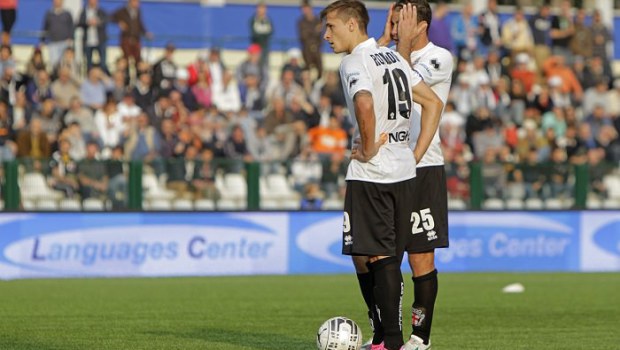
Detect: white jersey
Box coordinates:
(340, 38, 422, 183)
(408, 42, 453, 167)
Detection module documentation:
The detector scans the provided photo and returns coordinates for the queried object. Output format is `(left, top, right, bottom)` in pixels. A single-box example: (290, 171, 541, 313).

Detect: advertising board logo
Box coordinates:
(296, 216, 350, 266)
(592, 221, 620, 257)
(437, 213, 575, 269)
(0, 213, 286, 278)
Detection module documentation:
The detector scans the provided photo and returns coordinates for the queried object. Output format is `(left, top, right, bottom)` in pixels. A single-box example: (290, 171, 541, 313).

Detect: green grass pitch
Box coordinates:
(1, 273, 619, 349)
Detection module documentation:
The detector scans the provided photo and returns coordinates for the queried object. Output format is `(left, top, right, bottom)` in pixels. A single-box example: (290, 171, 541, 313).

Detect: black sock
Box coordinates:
(357, 270, 384, 344)
(411, 269, 438, 345)
(370, 257, 404, 350)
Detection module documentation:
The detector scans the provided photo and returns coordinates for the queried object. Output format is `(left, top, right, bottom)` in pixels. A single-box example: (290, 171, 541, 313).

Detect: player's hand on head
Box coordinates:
(379, 3, 396, 46)
(398, 4, 423, 47)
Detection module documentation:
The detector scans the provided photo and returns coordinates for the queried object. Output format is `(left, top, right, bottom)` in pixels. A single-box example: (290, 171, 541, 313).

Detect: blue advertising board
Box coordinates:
(0, 211, 618, 279)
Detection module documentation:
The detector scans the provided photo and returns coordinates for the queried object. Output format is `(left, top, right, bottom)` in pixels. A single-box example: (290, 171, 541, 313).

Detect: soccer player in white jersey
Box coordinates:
(380, 1, 454, 349)
(321, 1, 443, 350)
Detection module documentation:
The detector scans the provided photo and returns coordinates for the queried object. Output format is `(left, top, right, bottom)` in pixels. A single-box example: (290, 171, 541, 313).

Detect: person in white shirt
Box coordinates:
(374, 1, 454, 349)
(321, 1, 443, 349)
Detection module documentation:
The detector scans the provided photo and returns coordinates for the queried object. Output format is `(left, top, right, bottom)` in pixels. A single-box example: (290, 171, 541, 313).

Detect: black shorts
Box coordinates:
(342, 178, 415, 257)
(0, 9, 15, 33)
(405, 165, 449, 253)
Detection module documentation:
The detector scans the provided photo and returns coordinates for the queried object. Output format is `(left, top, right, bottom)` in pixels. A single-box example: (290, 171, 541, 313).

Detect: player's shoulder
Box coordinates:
(422, 45, 453, 69)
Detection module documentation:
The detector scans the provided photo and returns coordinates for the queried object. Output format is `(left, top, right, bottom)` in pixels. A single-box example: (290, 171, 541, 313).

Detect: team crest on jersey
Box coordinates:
(430, 58, 440, 70)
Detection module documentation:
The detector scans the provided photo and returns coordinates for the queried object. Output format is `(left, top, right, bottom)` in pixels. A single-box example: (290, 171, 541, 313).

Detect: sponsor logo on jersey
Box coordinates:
(427, 230, 438, 241)
(344, 235, 353, 246)
(388, 130, 410, 143)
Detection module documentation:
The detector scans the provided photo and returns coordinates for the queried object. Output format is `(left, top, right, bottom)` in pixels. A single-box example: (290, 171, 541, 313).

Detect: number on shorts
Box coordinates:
(411, 208, 435, 234)
(343, 212, 351, 233)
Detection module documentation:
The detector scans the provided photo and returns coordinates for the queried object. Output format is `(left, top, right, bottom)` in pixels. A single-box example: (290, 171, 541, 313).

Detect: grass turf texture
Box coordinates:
(1, 273, 618, 350)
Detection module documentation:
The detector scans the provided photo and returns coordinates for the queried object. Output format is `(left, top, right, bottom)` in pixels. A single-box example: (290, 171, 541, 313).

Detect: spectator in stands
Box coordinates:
(107, 145, 127, 208)
(501, 6, 534, 58)
(510, 52, 536, 93)
(16, 118, 51, 160)
(0, 44, 14, 76)
(586, 104, 612, 139)
(145, 93, 173, 130)
(0, 0, 16, 45)
(50, 66, 80, 110)
(166, 145, 198, 199)
(0, 64, 19, 106)
(26, 69, 52, 109)
(213, 70, 241, 114)
(451, 75, 477, 118)
(481, 148, 505, 199)
(590, 9, 612, 76)
(53, 45, 81, 84)
(78, 141, 108, 200)
(478, 0, 501, 54)
(40, 0, 74, 69)
(110, 70, 127, 103)
(606, 79, 620, 118)
(307, 116, 347, 158)
(49, 138, 79, 198)
(95, 99, 123, 155)
(62, 122, 87, 161)
(117, 92, 141, 131)
(547, 147, 571, 199)
(598, 125, 620, 162)
(64, 97, 97, 139)
(298, 0, 323, 79)
(543, 55, 583, 102)
(583, 78, 610, 116)
(451, 3, 478, 62)
(81, 66, 111, 111)
(300, 182, 323, 210)
(132, 70, 154, 111)
(547, 75, 571, 108)
(192, 148, 218, 200)
(529, 2, 552, 71)
(485, 48, 505, 87)
(282, 48, 304, 86)
(587, 147, 609, 199)
(576, 123, 597, 152)
(474, 75, 496, 112)
(570, 8, 592, 60)
(25, 47, 46, 79)
(249, 1, 273, 67)
(223, 124, 253, 173)
(237, 44, 269, 95)
(319, 70, 345, 107)
(79, 0, 109, 74)
(32, 98, 62, 144)
(191, 72, 212, 109)
(247, 125, 274, 171)
(519, 147, 547, 199)
(172, 68, 198, 112)
(290, 95, 319, 129)
(320, 152, 346, 199)
(428, 1, 452, 53)
(0, 99, 14, 161)
(550, 0, 575, 64)
(264, 97, 292, 135)
(123, 112, 161, 162)
(582, 56, 607, 91)
(152, 42, 176, 96)
(11, 91, 30, 131)
(206, 48, 225, 91)
(289, 144, 321, 190)
(112, 0, 151, 70)
(239, 72, 265, 120)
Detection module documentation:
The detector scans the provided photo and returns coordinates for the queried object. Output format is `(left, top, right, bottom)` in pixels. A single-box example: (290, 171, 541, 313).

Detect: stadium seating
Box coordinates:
(59, 198, 82, 211)
(505, 198, 524, 210)
(586, 197, 603, 209)
(603, 174, 620, 199)
(603, 198, 620, 209)
(142, 173, 176, 200)
(19, 173, 64, 201)
(544, 198, 564, 210)
(483, 198, 504, 210)
(194, 199, 216, 210)
(148, 199, 173, 210)
(22, 199, 36, 210)
(172, 198, 194, 211)
(218, 173, 247, 201)
(82, 198, 106, 211)
(0, 200, 4, 210)
(447, 198, 467, 210)
(322, 198, 344, 210)
(524, 198, 544, 210)
(36, 199, 59, 211)
(217, 198, 244, 210)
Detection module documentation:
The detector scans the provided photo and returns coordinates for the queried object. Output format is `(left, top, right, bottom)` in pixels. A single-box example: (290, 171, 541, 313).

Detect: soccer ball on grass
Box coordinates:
(316, 316, 363, 350)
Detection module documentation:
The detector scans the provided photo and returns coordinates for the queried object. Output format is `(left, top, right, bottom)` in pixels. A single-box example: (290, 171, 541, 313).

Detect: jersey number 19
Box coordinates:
(382, 68, 412, 120)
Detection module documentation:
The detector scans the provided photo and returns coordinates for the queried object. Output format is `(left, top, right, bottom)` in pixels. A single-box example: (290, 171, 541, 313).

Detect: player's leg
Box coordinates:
(403, 167, 448, 349)
(344, 181, 403, 350)
(352, 255, 384, 347)
(407, 251, 437, 348)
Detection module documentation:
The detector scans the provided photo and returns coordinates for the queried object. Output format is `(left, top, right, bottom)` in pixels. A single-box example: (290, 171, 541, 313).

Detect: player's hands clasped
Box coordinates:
(350, 133, 388, 163)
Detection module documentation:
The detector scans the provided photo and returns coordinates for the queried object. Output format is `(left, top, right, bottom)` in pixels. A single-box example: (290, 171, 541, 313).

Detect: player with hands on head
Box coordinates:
(321, 1, 443, 349)
(380, 1, 454, 349)
(341, 2, 443, 350)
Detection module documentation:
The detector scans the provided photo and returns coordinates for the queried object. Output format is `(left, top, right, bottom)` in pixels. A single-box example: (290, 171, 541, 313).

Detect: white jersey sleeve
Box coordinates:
(340, 56, 374, 101)
(409, 43, 454, 168)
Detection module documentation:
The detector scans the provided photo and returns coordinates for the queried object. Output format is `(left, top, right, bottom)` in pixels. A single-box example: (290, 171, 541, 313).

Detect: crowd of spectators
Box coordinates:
(1, 0, 620, 208)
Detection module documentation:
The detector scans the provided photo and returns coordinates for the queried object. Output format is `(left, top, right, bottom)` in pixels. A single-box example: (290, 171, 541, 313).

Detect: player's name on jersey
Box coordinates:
(369, 51, 402, 67)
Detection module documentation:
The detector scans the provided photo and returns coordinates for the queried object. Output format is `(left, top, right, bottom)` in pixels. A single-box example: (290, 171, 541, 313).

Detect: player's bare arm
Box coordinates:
(350, 90, 387, 163)
(411, 81, 442, 163)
